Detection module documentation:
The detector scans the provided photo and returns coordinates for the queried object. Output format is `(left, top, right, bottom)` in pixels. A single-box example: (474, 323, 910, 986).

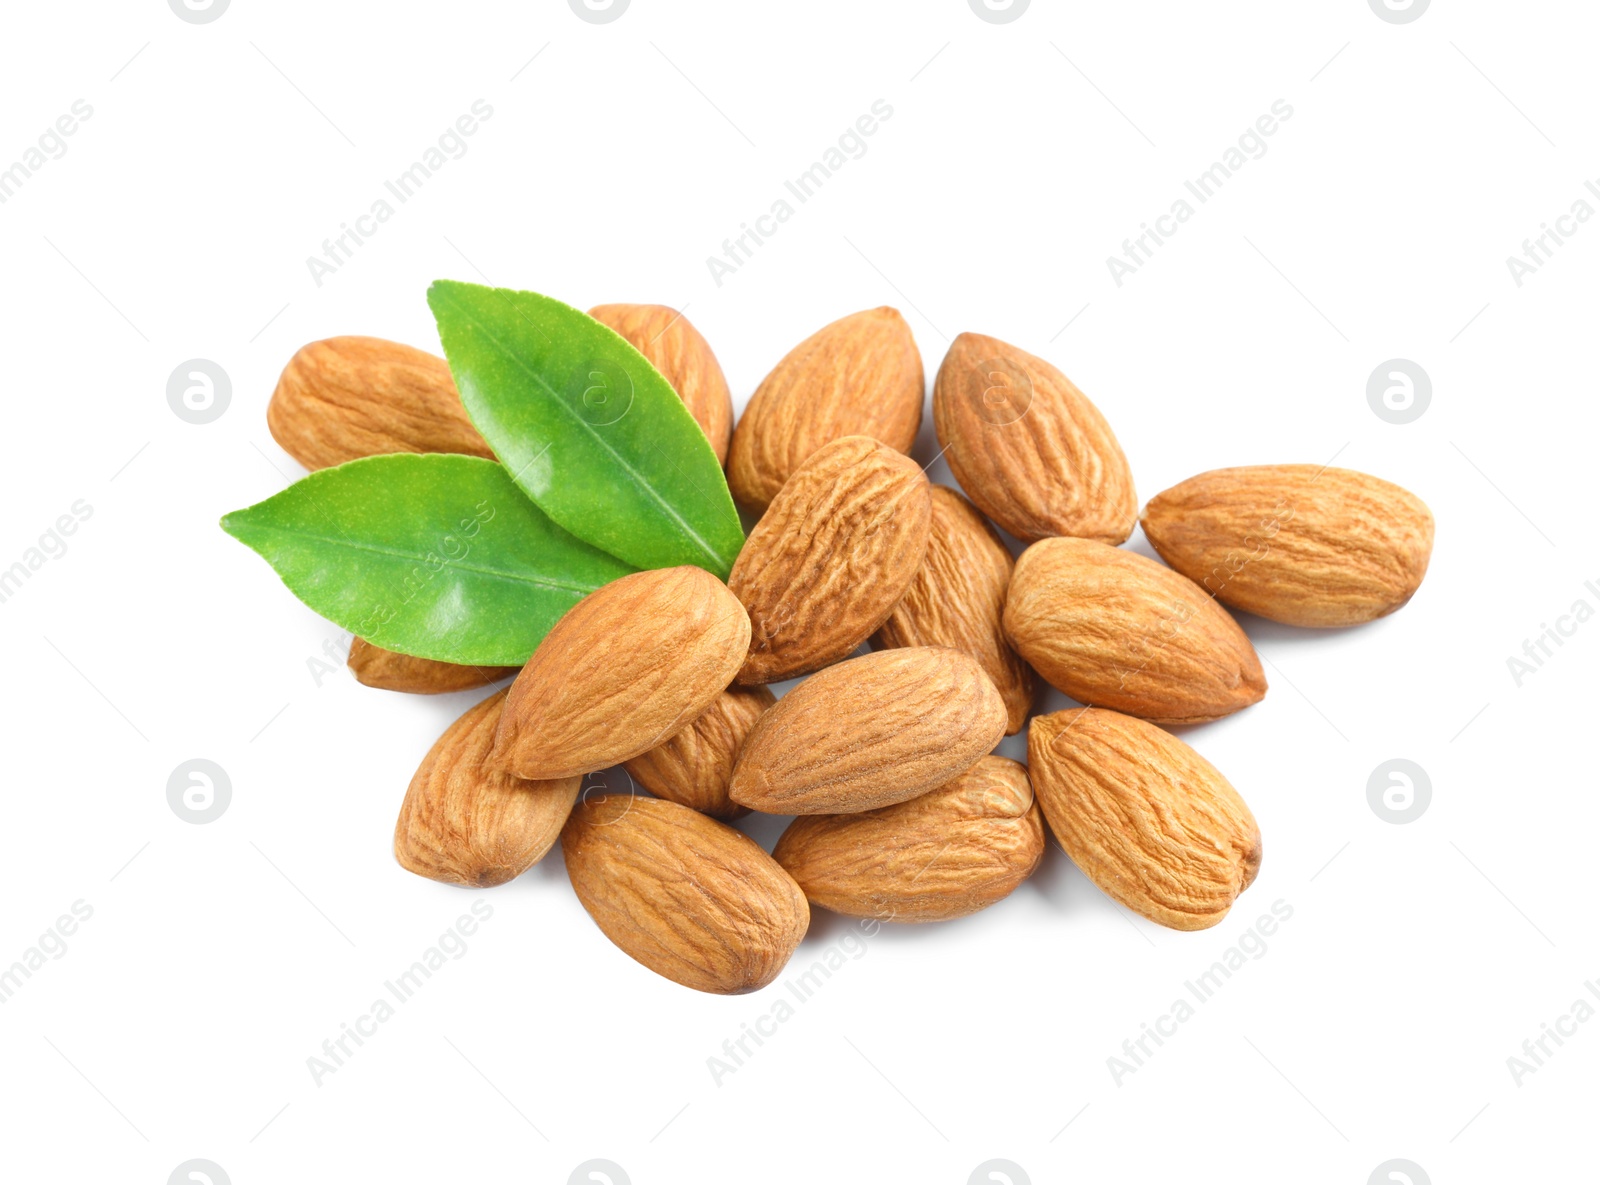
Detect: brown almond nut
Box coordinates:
(589, 303, 734, 464)
(267, 336, 494, 470)
(932, 332, 1136, 544)
(772, 756, 1044, 923)
(1029, 707, 1261, 931)
(729, 647, 1007, 815)
(622, 685, 774, 821)
(873, 485, 1034, 733)
(729, 435, 931, 685)
(726, 307, 924, 512)
(1003, 537, 1266, 725)
(494, 567, 751, 780)
(394, 690, 580, 887)
(561, 793, 809, 994)
(348, 637, 517, 694)
(1140, 464, 1435, 628)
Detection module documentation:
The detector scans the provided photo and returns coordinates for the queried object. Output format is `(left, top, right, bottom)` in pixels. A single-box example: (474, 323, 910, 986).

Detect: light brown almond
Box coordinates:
(873, 485, 1034, 733)
(727, 307, 924, 512)
(729, 647, 1007, 815)
(622, 685, 774, 820)
(1029, 707, 1261, 931)
(494, 567, 750, 780)
(394, 690, 579, 887)
(1140, 464, 1434, 627)
(1003, 537, 1266, 725)
(729, 435, 931, 685)
(267, 336, 493, 470)
(932, 332, 1135, 544)
(589, 303, 734, 464)
(348, 637, 517, 694)
(773, 756, 1044, 923)
(561, 793, 808, 994)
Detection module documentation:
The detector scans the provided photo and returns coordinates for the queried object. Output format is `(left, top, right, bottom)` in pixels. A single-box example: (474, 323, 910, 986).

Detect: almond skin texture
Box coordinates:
(561, 794, 809, 994)
(729, 436, 932, 685)
(933, 332, 1135, 544)
(729, 647, 1007, 815)
(589, 303, 734, 464)
(267, 336, 494, 470)
(727, 307, 924, 513)
(394, 690, 579, 887)
(772, 756, 1044, 923)
(622, 685, 774, 821)
(1029, 708, 1261, 931)
(348, 637, 517, 694)
(494, 567, 751, 780)
(873, 485, 1034, 733)
(1140, 465, 1434, 628)
(1003, 537, 1266, 725)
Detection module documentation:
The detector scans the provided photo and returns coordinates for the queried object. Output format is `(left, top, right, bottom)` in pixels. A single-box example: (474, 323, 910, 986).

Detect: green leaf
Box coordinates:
(221, 454, 636, 666)
(427, 279, 745, 579)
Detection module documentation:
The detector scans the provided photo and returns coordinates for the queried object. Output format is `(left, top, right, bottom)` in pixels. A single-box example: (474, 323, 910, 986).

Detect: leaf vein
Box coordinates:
(438, 287, 735, 570)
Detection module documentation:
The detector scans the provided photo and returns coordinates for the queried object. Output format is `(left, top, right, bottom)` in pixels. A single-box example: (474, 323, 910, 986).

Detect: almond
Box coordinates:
(1003, 537, 1266, 725)
(267, 336, 493, 470)
(1140, 464, 1434, 628)
(1029, 707, 1261, 931)
(394, 690, 579, 887)
(729, 647, 1007, 815)
(561, 793, 808, 994)
(932, 332, 1135, 544)
(772, 756, 1044, 923)
(622, 685, 774, 821)
(348, 637, 517, 694)
(589, 303, 734, 464)
(729, 436, 931, 685)
(727, 307, 924, 512)
(873, 485, 1033, 733)
(494, 567, 750, 780)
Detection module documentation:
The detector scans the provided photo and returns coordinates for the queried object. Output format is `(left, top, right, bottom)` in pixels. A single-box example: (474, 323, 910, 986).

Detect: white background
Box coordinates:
(1, 1, 1594, 1182)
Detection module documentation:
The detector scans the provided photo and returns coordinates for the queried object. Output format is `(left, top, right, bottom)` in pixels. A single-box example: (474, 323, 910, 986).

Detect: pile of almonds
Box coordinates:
(270, 305, 1434, 994)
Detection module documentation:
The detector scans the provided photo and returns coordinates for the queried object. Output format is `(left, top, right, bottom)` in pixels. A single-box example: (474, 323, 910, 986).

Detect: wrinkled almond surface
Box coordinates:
(268, 336, 494, 470)
(730, 435, 931, 685)
(622, 685, 774, 820)
(1004, 537, 1266, 725)
(933, 332, 1135, 544)
(394, 690, 579, 887)
(730, 647, 1007, 815)
(1140, 464, 1434, 628)
(773, 756, 1044, 923)
(727, 307, 923, 512)
(494, 567, 750, 780)
(874, 484, 1033, 733)
(589, 303, 734, 464)
(561, 794, 808, 994)
(348, 637, 517, 694)
(1029, 707, 1261, 931)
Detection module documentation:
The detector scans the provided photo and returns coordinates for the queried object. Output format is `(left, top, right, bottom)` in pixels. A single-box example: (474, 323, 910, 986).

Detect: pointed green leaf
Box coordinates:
(221, 454, 635, 665)
(427, 279, 745, 578)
